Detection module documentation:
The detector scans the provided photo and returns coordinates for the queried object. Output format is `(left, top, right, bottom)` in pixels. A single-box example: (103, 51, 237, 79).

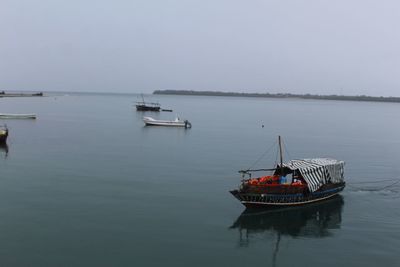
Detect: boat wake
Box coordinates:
(347, 179, 400, 194)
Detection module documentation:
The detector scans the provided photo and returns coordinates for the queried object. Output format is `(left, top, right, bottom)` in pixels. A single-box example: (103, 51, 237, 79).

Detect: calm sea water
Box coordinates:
(0, 93, 399, 267)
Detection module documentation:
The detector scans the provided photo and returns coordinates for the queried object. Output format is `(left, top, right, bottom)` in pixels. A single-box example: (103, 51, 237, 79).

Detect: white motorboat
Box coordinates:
(143, 116, 192, 128)
(0, 113, 36, 119)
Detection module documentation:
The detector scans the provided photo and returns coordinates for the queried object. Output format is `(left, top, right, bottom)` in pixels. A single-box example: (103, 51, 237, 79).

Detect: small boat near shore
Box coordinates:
(143, 116, 192, 128)
(230, 136, 345, 208)
(136, 102, 161, 111)
(0, 125, 8, 143)
(0, 113, 36, 119)
(0, 91, 43, 97)
(135, 94, 161, 111)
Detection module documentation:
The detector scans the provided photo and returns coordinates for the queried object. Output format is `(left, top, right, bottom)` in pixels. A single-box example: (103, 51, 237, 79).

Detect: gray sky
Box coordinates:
(1, 0, 399, 96)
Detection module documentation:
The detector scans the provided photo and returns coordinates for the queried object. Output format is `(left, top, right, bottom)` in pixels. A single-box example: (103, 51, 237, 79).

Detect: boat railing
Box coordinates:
(135, 101, 160, 106)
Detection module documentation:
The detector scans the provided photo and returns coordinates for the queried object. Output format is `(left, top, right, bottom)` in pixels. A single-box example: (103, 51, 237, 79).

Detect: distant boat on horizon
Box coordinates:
(0, 113, 37, 119)
(0, 91, 43, 97)
(135, 94, 161, 111)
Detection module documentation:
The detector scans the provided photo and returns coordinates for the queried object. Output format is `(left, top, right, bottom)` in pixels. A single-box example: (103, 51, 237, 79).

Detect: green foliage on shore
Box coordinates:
(153, 90, 400, 103)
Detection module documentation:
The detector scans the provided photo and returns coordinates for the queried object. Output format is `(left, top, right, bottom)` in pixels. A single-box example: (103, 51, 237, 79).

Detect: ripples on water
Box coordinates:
(0, 94, 399, 267)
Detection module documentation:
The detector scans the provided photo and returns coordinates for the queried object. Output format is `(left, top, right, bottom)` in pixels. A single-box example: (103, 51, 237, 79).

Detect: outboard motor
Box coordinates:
(184, 120, 192, 128)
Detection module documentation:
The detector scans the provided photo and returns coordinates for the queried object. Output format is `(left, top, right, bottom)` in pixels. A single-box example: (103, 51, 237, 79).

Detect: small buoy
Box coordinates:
(262, 125, 264, 128)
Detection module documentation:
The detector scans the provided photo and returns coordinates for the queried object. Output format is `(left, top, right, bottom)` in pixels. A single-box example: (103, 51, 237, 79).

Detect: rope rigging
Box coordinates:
(246, 141, 278, 171)
(282, 139, 292, 162)
(245, 137, 293, 173)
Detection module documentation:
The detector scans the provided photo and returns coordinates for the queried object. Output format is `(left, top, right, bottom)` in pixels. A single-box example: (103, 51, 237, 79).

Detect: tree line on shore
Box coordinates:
(153, 90, 400, 103)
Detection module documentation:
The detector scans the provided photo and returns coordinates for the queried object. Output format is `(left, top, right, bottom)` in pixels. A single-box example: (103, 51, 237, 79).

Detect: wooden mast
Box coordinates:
(279, 136, 283, 175)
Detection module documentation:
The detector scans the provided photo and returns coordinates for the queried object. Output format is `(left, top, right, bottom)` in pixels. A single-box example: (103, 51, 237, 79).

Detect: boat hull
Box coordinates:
(0, 114, 36, 119)
(144, 122, 186, 127)
(0, 136, 7, 143)
(231, 183, 345, 208)
(136, 105, 160, 111)
(0, 92, 43, 97)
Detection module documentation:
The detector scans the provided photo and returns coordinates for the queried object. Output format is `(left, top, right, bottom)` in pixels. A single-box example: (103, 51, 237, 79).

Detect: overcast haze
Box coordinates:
(1, 0, 399, 96)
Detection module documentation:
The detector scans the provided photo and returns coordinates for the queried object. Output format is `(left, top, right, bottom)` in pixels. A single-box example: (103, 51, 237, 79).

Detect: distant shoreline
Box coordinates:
(153, 90, 400, 103)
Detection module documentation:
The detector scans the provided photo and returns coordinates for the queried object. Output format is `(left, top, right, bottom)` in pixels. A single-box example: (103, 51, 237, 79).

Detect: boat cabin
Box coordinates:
(242, 158, 345, 193)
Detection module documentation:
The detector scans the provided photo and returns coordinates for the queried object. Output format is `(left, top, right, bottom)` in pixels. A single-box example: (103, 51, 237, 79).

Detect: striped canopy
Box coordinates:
(282, 158, 345, 192)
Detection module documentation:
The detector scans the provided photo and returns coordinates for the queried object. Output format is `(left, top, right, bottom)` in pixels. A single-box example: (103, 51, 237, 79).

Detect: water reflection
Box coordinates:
(231, 195, 344, 243)
(0, 143, 8, 158)
(230, 196, 344, 266)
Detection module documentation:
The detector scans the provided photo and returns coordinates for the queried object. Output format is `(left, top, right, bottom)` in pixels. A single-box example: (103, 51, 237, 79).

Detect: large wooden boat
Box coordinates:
(0, 125, 8, 143)
(230, 136, 345, 207)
